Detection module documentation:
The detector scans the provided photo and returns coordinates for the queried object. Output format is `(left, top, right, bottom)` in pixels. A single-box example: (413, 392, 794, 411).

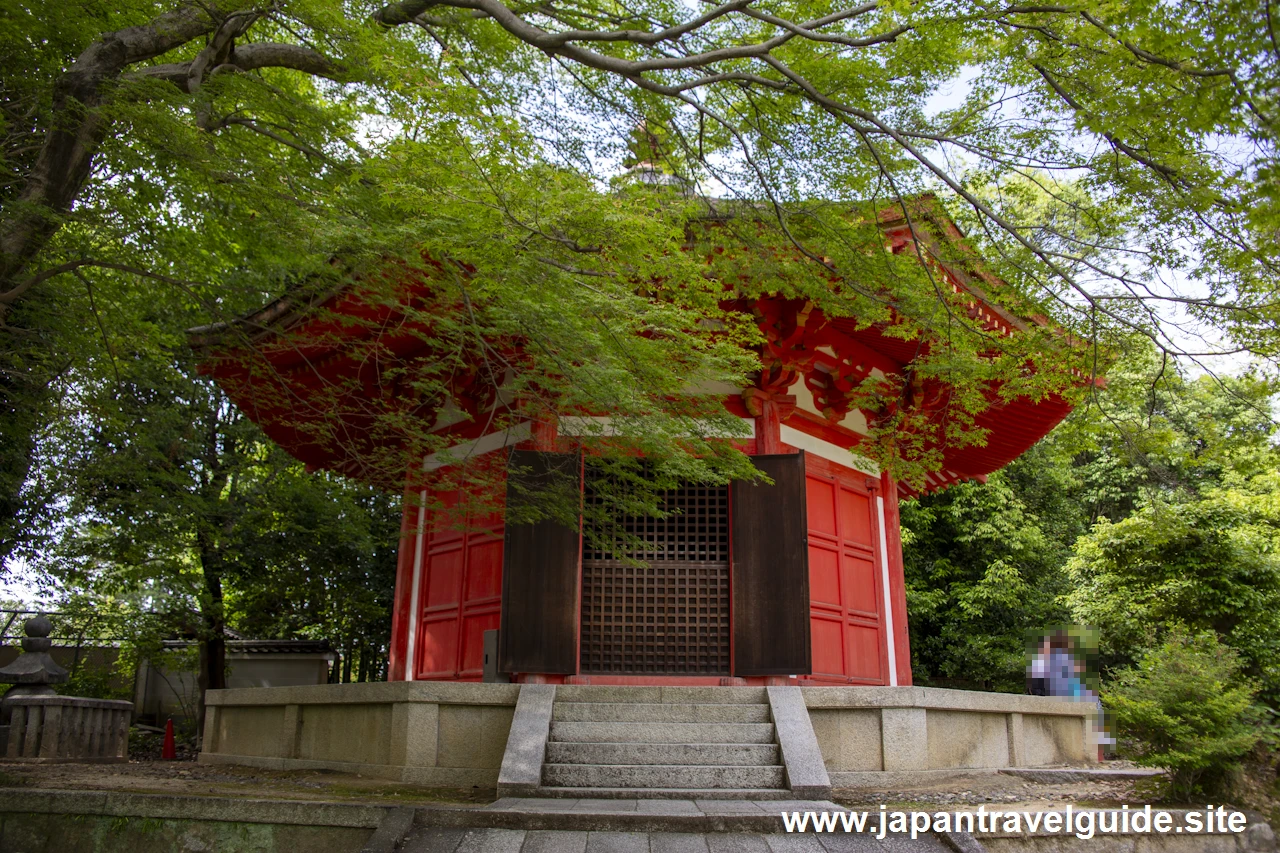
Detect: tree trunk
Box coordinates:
(194, 559, 226, 743)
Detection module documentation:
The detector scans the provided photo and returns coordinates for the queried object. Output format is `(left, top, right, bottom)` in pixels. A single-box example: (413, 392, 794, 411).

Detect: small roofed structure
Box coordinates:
(191, 196, 1077, 687)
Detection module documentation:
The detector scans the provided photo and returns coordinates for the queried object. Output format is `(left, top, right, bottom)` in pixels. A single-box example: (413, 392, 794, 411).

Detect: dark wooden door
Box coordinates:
(732, 452, 812, 675)
(498, 450, 581, 674)
(580, 480, 731, 675)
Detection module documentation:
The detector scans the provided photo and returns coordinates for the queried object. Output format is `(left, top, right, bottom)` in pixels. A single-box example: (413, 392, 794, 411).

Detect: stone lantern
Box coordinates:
(0, 615, 68, 721)
(0, 614, 132, 763)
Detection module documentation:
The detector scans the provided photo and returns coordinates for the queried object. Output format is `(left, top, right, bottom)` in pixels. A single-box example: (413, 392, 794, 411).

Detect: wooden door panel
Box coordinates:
(732, 452, 811, 676)
(425, 546, 463, 608)
(843, 553, 879, 616)
(808, 544, 842, 608)
(460, 610, 501, 676)
(810, 616, 845, 676)
(419, 618, 459, 678)
(464, 537, 503, 601)
(498, 450, 581, 675)
(839, 488, 875, 548)
(804, 453, 890, 684)
(846, 622, 884, 681)
(805, 477, 838, 537)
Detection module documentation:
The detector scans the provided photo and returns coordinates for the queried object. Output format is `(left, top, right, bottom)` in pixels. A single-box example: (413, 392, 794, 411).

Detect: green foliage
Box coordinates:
(1104, 631, 1267, 801)
(1067, 474, 1280, 701)
(903, 344, 1280, 692)
(30, 349, 398, 693)
(902, 465, 1072, 690)
(59, 660, 133, 702)
(4, 0, 1277, 567)
(1051, 350, 1280, 520)
(222, 466, 401, 681)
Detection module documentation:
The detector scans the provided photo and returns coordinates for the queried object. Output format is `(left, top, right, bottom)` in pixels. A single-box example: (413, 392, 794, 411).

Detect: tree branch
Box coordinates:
(131, 44, 346, 93)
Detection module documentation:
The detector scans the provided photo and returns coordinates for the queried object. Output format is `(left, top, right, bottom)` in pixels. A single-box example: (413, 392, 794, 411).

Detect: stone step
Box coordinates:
(542, 763, 786, 790)
(523, 787, 801, 801)
(553, 685, 768, 704)
(549, 721, 776, 744)
(551, 702, 770, 723)
(545, 741, 780, 767)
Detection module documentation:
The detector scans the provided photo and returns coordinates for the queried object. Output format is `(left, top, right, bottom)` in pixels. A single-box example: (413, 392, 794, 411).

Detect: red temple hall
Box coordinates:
(196, 201, 1074, 689)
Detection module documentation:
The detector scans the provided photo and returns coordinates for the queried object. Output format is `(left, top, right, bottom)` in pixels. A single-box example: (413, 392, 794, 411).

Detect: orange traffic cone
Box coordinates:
(161, 718, 177, 760)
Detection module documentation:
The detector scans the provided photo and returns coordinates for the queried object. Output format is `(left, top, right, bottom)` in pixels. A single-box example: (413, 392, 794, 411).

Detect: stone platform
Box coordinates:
(200, 683, 1095, 791)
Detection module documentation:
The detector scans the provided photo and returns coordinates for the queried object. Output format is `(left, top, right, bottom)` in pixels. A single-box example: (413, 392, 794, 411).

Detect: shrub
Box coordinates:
(1104, 630, 1266, 801)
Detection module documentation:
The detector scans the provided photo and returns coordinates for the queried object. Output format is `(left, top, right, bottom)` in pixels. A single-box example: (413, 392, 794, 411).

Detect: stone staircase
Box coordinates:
(536, 686, 791, 799)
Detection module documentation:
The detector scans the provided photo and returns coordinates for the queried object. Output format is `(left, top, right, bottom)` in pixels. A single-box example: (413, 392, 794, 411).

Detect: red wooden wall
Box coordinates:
(388, 494, 504, 682)
(802, 452, 912, 686)
(414, 514, 504, 680)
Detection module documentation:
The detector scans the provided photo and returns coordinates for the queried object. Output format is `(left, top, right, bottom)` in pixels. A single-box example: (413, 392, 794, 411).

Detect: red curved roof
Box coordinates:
(191, 199, 1083, 493)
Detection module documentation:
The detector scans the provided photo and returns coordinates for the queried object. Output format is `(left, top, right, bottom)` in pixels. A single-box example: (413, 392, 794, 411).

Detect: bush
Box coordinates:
(1104, 630, 1266, 801)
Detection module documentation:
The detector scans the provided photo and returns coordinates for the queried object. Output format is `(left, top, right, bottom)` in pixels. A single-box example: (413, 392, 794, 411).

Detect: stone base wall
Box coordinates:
(200, 683, 1092, 788)
(802, 686, 1094, 786)
(201, 682, 519, 787)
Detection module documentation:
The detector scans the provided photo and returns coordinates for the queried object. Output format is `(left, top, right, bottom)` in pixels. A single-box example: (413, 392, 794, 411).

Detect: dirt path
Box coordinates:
(0, 758, 495, 807)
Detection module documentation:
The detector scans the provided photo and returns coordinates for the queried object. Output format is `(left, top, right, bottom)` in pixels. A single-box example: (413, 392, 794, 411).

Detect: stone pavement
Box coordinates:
(397, 798, 957, 853)
(400, 826, 953, 852)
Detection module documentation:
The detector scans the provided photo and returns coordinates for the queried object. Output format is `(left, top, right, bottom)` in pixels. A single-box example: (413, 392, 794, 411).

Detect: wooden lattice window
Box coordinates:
(580, 480, 731, 675)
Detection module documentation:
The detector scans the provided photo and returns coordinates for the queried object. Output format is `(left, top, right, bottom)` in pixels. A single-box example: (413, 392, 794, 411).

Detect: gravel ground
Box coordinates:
(0, 747, 1148, 812)
(834, 773, 1143, 809)
(0, 756, 495, 806)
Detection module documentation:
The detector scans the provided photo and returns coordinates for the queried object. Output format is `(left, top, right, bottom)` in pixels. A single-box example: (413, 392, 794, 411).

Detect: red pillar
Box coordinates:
(880, 471, 913, 686)
(387, 486, 423, 682)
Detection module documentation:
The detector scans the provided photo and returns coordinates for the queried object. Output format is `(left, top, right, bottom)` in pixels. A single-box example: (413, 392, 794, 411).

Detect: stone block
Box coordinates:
(809, 709, 882, 772)
(767, 685, 831, 798)
(497, 684, 554, 795)
(202, 704, 220, 753)
(281, 703, 301, 759)
(298, 704, 392, 765)
(552, 703, 769, 723)
(1007, 712, 1024, 767)
(1022, 713, 1088, 765)
(585, 831, 650, 853)
(456, 827, 526, 853)
(541, 763, 785, 789)
(546, 742, 779, 767)
(391, 701, 439, 768)
(215, 705, 285, 759)
(556, 686, 662, 704)
(926, 710, 1010, 770)
(800, 686, 1091, 717)
(880, 707, 927, 771)
(438, 703, 515, 769)
(650, 832, 711, 853)
(550, 722, 774, 744)
(205, 680, 520, 708)
(522, 830, 590, 853)
(658, 687, 767, 705)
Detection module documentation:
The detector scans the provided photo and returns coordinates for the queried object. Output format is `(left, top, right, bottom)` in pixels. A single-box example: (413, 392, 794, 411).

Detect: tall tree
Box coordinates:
(224, 466, 401, 683)
(901, 345, 1280, 690)
(36, 348, 399, 725)
(3, 0, 1275, 565)
(1066, 473, 1280, 702)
